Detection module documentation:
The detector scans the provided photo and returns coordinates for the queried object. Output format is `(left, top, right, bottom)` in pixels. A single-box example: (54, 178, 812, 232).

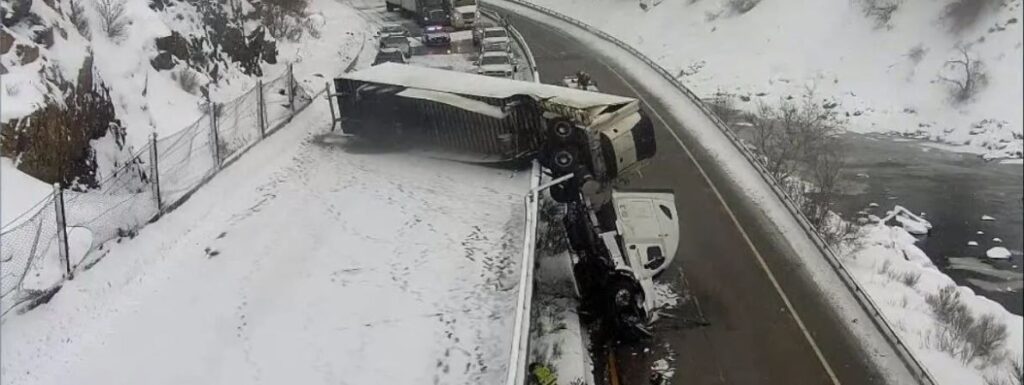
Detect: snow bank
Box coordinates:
(1, 158, 52, 228)
(840, 223, 1024, 384)
(517, 0, 1023, 160)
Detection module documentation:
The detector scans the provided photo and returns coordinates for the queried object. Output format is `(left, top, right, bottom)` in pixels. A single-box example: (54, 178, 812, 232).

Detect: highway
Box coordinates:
(496, 5, 899, 385)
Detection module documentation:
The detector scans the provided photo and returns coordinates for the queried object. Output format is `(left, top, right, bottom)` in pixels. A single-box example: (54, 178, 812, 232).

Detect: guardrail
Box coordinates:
(505, 161, 541, 385)
(479, 8, 541, 83)
(484, 1, 938, 384)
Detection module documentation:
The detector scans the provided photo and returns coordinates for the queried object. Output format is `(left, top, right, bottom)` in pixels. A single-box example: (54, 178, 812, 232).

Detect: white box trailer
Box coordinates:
(332, 63, 656, 196)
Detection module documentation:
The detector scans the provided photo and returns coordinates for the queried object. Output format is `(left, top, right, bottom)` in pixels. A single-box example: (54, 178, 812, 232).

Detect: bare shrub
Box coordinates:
(926, 285, 1009, 364)
(896, 270, 921, 287)
(96, 0, 129, 40)
(68, 0, 91, 39)
(859, 0, 902, 29)
(967, 314, 1008, 362)
(939, 46, 987, 103)
(725, 0, 761, 14)
(745, 89, 845, 227)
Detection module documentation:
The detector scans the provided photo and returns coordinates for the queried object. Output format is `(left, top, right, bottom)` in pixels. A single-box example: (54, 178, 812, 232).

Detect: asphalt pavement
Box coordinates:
(505, 10, 894, 385)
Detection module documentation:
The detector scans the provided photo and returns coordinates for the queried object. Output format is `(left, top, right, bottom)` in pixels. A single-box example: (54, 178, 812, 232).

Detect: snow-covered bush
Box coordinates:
(96, 0, 129, 40)
(927, 285, 1009, 365)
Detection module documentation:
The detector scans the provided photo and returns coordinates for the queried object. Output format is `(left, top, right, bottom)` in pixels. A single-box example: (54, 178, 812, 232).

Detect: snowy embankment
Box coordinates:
(843, 209, 1023, 384)
(1, 94, 530, 384)
(517, 0, 1023, 160)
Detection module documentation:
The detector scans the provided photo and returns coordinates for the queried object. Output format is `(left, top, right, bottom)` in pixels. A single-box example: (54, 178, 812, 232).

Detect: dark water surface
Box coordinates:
(834, 133, 1023, 315)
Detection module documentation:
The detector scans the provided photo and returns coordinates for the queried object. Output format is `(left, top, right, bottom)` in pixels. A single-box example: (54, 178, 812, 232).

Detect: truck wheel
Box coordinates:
(549, 183, 577, 203)
(548, 119, 577, 143)
(549, 146, 578, 174)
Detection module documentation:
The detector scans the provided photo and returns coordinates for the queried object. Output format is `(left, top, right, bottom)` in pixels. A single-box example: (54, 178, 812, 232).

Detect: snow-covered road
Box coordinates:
(1, 98, 529, 384)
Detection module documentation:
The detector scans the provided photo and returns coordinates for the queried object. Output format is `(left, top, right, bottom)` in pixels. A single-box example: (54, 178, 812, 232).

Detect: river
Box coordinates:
(835, 133, 1023, 315)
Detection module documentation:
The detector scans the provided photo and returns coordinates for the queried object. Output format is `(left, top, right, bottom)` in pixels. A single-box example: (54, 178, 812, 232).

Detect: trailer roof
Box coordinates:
(342, 63, 634, 109)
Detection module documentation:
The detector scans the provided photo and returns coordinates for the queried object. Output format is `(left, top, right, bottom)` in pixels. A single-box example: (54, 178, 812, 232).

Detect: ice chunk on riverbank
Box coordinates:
(987, 247, 1012, 260)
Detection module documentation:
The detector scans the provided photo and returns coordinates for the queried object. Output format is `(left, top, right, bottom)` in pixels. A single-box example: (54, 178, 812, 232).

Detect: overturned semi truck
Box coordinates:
(332, 63, 656, 198)
(331, 64, 675, 337)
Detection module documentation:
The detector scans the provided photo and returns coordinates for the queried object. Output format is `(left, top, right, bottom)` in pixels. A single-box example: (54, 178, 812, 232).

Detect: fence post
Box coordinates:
(257, 79, 267, 138)
(209, 103, 221, 166)
(287, 63, 295, 118)
(326, 82, 337, 131)
(150, 133, 162, 211)
(52, 183, 72, 279)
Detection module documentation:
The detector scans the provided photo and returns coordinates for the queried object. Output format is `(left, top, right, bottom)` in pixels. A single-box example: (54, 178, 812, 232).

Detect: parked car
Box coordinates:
(379, 34, 412, 57)
(480, 40, 511, 54)
(475, 51, 517, 78)
(373, 48, 408, 65)
(473, 25, 509, 46)
(377, 23, 409, 38)
(421, 25, 451, 47)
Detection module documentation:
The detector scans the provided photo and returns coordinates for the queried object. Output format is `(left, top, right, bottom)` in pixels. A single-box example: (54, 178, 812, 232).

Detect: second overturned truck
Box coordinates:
(332, 63, 655, 198)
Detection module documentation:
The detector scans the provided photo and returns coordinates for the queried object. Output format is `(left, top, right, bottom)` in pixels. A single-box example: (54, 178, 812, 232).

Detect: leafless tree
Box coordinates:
(96, 0, 128, 40)
(746, 89, 845, 228)
(939, 46, 987, 103)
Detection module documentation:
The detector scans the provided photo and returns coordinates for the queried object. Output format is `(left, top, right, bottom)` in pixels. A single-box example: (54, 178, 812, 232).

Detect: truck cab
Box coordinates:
(562, 189, 679, 339)
(449, 0, 478, 29)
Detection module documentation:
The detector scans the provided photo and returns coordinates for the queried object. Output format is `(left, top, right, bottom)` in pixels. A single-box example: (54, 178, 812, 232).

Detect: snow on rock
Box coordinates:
(868, 202, 879, 208)
(982, 215, 997, 221)
(882, 205, 931, 235)
(987, 247, 1012, 260)
(994, 238, 1004, 243)
(968, 241, 980, 246)
(519, 0, 1024, 159)
(977, 230, 985, 235)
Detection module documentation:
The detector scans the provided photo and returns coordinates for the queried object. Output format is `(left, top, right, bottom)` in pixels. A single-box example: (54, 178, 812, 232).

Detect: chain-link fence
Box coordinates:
(1, 64, 315, 316)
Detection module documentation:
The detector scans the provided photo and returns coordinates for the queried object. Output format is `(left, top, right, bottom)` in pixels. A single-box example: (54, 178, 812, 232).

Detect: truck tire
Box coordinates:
(548, 146, 579, 174)
(549, 183, 577, 203)
(547, 119, 577, 143)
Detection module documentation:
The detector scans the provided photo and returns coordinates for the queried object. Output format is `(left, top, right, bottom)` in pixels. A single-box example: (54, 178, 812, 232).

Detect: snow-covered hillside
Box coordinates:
(522, 0, 1023, 160)
(1, 0, 366, 225)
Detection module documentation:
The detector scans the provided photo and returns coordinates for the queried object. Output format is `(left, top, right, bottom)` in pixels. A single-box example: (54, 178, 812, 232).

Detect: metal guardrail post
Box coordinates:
(484, 1, 939, 384)
(257, 79, 267, 138)
(52, 183, 71, 279)
(150, 132, 162, 211)
(209, 103, 221, 166)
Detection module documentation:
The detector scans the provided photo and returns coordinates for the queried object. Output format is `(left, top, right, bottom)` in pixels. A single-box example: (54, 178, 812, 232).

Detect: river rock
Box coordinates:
(986, 247, 1011, 260)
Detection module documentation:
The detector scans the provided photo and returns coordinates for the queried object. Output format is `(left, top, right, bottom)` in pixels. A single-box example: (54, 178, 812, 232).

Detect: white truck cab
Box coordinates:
(612, 190, 678, 277)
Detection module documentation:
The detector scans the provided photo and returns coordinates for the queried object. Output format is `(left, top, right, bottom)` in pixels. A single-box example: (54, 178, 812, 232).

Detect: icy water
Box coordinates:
(835, 133, 1023, 315)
